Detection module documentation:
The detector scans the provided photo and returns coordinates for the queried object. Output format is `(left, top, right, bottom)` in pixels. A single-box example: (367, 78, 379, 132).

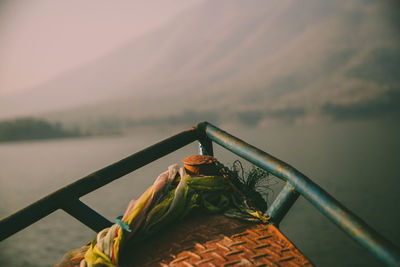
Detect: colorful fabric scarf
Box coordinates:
(56, 164, 268, 267)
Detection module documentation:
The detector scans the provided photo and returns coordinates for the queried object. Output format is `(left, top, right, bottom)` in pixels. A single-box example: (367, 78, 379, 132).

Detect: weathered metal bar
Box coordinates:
(62, 200, 113, 233)
(200, 122, 400, 266)
(197, 128, 214, 156)
(266, 182, 300, 226)
(198, 139, 213, 156)
(0, 196, 59, 241)
(0, 126, 199, 241)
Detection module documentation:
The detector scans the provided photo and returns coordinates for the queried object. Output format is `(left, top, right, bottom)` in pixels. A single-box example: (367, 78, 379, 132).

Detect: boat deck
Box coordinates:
(121, 213, 313, 267)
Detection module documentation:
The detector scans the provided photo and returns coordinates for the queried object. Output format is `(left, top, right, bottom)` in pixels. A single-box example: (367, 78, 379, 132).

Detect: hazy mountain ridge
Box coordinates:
(1, 0, 399, 130)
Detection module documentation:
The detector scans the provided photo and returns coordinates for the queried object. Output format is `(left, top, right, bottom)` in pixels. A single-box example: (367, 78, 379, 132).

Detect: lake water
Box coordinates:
(0, 121, 399, 266)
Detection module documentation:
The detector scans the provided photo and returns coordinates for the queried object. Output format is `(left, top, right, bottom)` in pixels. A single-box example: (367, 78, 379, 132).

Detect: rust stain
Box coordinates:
(277, 164, 283, 175)
(163, 224, 314, 266)
(122, 214, 314, 266)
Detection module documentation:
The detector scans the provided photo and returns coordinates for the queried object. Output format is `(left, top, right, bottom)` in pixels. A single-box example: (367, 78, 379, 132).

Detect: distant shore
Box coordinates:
(0, 118, 85, 142)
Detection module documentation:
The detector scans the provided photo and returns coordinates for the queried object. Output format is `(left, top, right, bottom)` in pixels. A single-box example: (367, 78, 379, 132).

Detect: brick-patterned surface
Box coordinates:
(121, 214, 313, 267)
(165, 224, 312, 267)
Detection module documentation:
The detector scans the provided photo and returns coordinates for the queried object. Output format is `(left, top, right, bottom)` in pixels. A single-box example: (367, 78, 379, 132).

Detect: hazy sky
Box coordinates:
(0, 0, 199, 96)
(0, 0, 398, 124)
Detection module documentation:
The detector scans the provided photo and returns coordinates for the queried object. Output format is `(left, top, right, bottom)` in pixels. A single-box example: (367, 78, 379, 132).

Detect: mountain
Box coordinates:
(1, 0, 399, 128)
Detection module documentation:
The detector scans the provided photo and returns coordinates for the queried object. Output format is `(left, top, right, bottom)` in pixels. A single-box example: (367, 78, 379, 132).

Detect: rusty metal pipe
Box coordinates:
(266, 182, 300, 226)
(62, 200, 113, 232)
(200, 121, 400, 266)
(0, 126, 198, 241)
(197, 125, 214, 156)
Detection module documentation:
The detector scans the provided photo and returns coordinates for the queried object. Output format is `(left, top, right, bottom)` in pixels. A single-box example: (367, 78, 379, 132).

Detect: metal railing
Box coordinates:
(1, 122, 399, 266)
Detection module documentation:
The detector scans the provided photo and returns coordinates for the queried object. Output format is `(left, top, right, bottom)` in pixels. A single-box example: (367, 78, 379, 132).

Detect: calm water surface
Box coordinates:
(0, 121, 399, 266)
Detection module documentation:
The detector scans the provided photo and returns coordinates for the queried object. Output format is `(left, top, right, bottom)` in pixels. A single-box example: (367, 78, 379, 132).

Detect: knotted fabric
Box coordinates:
(56, 164, 267, 267)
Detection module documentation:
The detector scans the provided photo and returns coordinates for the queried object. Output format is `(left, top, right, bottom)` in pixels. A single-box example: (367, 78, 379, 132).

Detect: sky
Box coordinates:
(0, 0, 399, 126)
(0, 0, 199, 96)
